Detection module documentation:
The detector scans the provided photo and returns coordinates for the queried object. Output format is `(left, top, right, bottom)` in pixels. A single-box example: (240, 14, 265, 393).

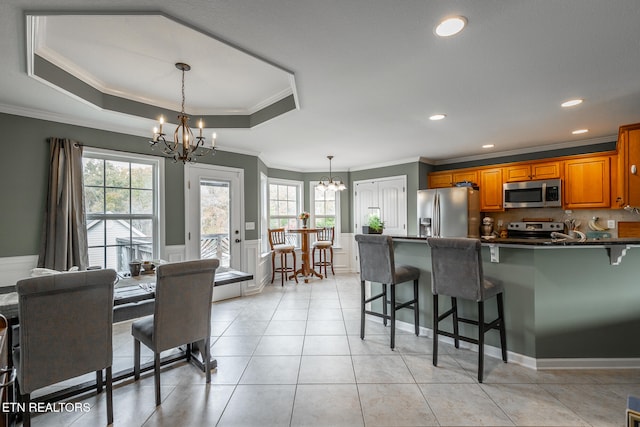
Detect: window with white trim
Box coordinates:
(311, 182, 341, 246)
(83, 148, 163, 272)
(268, 179, 303, 246)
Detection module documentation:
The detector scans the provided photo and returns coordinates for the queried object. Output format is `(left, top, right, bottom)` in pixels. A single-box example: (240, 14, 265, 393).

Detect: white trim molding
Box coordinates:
(0, 255, 39, 287)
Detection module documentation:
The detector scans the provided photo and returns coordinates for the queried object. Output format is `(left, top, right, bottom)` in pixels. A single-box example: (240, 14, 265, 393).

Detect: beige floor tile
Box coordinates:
(305, 319, 346, 335)
(221, 319, 269, 336)
(264, 320, 307, 335)
(291, 384, 364, 426)
(254, 335, 305, 356)
(209, 356, 251, 385)
(210, 335, 260, 356)
(303, 335, 350, 355)
(217, 384, 296, 427)
(298, 355, 356, 384)
(272, 308, 309, 321)
(239, 355, 300, 384)
(359, 383, 438, 426)
(352, 354, 415, 384)
(404, 354, 476, 384)
(307, 308, 343, 321)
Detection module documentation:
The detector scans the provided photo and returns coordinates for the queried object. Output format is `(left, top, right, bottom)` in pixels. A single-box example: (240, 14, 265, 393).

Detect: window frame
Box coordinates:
(309, 181, 341, 248)
(82, 147, 165, 271)
(267, 178, 304, 248)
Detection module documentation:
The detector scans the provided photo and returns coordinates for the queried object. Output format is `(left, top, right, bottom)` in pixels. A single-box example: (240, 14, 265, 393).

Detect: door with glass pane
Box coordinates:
(186, 164, 243, 270)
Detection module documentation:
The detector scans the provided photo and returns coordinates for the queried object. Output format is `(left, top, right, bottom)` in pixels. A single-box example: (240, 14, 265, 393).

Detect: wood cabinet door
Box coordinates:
(428, 172, 453, 188)
(531, 161, 561, 180)
(479, 168, 503, 211)
(564, 157, 610, 208)
(452, 170, 478, 185)
(628, 128, 640, 207)
(504, 165, 531, 182)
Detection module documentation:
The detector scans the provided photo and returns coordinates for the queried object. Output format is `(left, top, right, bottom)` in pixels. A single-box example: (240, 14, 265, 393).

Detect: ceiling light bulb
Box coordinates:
(482, 144, 495, 149)
(572, 129, 589, 135)
(435, 16, 467, 37)
(429, 114, 446, 121)
(561, 99, 584, 108)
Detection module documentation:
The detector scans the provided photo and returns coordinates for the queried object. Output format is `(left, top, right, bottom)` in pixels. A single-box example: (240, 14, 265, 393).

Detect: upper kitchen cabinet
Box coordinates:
(428, 169, 478, 188)
(504, 161, 561, 182)
(615, 122, 640, 208)
(564, 155, 611, 209)
(479, 167, 504, 211)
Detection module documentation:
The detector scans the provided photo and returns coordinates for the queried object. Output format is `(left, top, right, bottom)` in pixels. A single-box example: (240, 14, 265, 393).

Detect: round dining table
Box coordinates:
(288, 227, 323, 283)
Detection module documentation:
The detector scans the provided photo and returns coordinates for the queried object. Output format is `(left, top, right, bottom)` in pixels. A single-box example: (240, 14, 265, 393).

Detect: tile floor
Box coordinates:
(26, 273, 640, 426)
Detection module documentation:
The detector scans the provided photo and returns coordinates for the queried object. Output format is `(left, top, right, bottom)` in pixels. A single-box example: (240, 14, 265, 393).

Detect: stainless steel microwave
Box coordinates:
(503, 178, 562, 208)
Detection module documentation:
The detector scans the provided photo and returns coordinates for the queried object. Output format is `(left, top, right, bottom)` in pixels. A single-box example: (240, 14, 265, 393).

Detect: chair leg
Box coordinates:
(186, 342, 192, 362)
(270, 252, 276, 284)
(96, 369, 103, 393)
(432, 294, 439, 367)
(134, 338, 141, 380)
(204, 336, 212, 383)
(154, 352, 161, 406)
(106, 366, 113, 425)
(413, 279, 420, 336)
(329, 247, 335, 275)
(21, 392, 31, 427)
(280, 252, 286, 286)
(451, 297, 460, 349)
(497, 293, 508, 362)
(291, 251, 298, 284)
(390, 284, 396, 350)
(312, 247, 317, 274)
(382, 283, 388, 326)
(478, 301, 485, 383)
(360, 280, 366, 340)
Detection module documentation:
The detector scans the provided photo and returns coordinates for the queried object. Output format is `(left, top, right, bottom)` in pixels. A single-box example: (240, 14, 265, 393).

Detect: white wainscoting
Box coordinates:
(0, 255, 39, 286)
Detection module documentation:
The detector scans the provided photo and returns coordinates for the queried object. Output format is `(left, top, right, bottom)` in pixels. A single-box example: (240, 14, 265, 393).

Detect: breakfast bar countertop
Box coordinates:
(389, 235, 640, 246)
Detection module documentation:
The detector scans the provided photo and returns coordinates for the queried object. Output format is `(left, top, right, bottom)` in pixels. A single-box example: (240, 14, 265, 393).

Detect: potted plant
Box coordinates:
(362, 214, 384, 234)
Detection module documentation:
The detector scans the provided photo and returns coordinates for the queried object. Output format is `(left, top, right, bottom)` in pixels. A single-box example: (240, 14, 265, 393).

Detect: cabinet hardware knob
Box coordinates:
(632, 164, 637, 175)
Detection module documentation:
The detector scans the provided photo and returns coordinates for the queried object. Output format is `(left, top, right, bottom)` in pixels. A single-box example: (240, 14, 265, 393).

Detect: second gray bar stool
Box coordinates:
(427, 237, 507, 383)
(355, 234, 420, 349)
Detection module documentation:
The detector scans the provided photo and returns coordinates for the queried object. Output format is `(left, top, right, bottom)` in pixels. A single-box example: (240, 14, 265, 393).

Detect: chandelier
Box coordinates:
(150, 62, 216, 163)
(317, 155, 346, 192)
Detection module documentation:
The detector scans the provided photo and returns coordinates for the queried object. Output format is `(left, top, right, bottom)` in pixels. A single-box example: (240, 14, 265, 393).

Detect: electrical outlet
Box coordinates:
(607, 219, 616, 229)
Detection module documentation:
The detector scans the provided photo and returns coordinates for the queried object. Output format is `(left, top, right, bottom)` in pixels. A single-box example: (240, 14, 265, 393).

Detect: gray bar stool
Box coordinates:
(427, 237, 507, 383)
(355, 234, 420, 349)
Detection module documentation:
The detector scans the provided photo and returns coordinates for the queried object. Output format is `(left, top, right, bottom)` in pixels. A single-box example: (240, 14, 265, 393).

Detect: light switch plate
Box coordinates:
(607, 220, 616, 229)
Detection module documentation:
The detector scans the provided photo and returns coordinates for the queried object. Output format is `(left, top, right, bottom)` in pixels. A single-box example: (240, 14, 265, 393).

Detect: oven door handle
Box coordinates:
(541, 182, 547, 206)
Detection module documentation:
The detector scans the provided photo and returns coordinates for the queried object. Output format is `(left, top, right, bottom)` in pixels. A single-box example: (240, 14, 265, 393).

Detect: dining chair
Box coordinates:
(131, 258, 219, 406)
(427, 237, 507, 383)
(268, 228, 298, 285)
(313, 226, 335, 277)
(14, 269, 117, 426)
(355, 234, 420, 349)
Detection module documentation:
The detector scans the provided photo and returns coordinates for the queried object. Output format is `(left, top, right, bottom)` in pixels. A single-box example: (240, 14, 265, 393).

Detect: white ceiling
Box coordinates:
(2, 0, 640, 172)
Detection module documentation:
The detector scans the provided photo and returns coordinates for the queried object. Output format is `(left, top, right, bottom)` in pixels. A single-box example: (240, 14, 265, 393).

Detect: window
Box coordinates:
(311, 183, 341, 245)
(268, 179, 303, 246)
(83, 148, 163, 272)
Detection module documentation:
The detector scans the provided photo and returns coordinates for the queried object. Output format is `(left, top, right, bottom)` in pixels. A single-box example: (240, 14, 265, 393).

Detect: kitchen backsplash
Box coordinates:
(482, 208, 640, 238)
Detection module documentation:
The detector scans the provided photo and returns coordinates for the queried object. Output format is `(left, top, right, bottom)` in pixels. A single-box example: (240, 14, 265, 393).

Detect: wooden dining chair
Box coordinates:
(268, 228, 298, 285)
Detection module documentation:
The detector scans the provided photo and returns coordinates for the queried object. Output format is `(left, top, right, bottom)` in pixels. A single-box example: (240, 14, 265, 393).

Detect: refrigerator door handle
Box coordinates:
(433, 193, 440, 237)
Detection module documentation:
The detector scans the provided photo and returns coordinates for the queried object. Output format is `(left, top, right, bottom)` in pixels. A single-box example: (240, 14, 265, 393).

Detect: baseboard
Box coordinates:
(536, 358, 640, 370)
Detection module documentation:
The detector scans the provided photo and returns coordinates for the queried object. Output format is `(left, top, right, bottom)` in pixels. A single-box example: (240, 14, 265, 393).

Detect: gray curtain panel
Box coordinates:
(37, 138, 89, 270)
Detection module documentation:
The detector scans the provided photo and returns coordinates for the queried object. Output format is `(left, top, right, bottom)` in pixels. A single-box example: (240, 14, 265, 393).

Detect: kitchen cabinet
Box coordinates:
(428, 169, 478, 188)
(504, 161, 561, 182)
(615, 123, 640, 208)
(428, 172, 453, 188)
(479, 167, 503, 211)
(564, 156, 610, 209)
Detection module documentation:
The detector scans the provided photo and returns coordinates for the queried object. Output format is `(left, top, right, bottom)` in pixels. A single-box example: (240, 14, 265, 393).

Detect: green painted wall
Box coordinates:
(0, 112, 261, 257)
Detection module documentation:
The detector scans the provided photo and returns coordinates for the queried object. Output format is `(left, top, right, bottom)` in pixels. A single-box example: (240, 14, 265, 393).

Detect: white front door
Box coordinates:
(185, 164, 244, 271)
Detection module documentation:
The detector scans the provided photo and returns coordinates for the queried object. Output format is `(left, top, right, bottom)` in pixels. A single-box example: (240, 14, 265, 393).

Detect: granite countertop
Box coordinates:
(390, 235, 640, 246)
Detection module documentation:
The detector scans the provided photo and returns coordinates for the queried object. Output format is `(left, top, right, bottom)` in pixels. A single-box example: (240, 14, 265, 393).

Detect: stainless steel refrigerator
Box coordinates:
(417, 187, 481, 238)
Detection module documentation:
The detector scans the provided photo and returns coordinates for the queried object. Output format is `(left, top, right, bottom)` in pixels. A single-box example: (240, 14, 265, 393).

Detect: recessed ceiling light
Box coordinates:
(429, 114, 446, 121)
(482, 144, 494, 149)
(561, 99, 584, 108)
(435, 16, 467, 37)
(572, 129, 589, 135)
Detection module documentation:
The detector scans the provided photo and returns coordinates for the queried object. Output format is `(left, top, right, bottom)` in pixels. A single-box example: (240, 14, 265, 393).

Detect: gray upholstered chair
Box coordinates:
(14, 269, 117, 426)
(427, 237, 507, 383)
(131, 258, 219, 406)
(355, 234, 420, 349)
(313, 226, 335, 277)
(268, 228, 297, 286)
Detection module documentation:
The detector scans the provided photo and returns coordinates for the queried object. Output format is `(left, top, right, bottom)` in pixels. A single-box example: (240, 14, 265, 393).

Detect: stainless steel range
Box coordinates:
(507, 221, 564, 239)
